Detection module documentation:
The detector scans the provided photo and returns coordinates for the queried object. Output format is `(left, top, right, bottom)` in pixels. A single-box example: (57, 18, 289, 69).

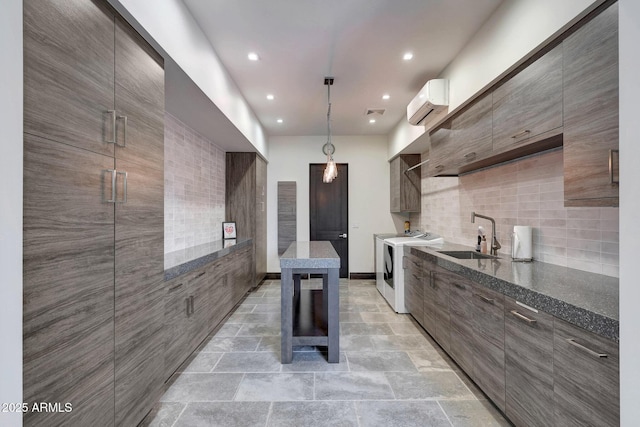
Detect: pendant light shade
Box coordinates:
(323, 77, 337, 183)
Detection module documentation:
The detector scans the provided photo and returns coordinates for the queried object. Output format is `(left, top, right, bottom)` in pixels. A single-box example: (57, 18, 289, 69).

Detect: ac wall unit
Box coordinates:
(406, 79, 449, 125)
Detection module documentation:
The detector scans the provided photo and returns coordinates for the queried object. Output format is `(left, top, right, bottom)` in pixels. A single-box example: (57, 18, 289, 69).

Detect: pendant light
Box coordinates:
(322, 77, 337, 183)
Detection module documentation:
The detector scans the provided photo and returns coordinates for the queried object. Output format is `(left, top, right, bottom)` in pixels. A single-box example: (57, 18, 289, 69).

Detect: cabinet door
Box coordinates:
(563, 3, 618, 206)
(390, 155, 421, 212)
(23, 0, 115, 157)
(504, 297, 554, 427)
(428, 122, 453, 176)
(255, 156, 268, 285)
(207, 259, 235, 329)
(452, 95, 493, 169)
(228, 245, 254, 306)
(422, 262, 437, 335)
(472, 285, 505, 411)
(23, 134, 115, 426)
(389, 156, 401, 211)
(445, 272, 474, 374)
(190, 268, 214, 349)
(114, 18, 165, 171)
(432, 270, 451, 352)
(114, 160, 165, 427)
(164, 277, 190, 380)
(553, 318, 619, 427)
(403, 255, 423, 326)
(492, 44, 563, 152)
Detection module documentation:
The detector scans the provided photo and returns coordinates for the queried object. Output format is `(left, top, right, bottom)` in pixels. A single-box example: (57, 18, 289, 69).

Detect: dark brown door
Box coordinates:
(309, 164, 349, 278)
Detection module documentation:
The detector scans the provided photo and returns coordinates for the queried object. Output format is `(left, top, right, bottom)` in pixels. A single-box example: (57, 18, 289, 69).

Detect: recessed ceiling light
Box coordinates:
(277, 118, 283, 124)
(369, 119, 376, 124)
(248, 52, 260, 61)
(266, 94, 275, 100)
(403, 52, 413, 61)
(382, 94, 390, 100)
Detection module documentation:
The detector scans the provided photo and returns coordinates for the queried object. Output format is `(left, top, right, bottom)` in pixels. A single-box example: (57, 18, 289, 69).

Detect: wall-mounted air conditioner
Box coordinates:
(406, 79, 449, 125)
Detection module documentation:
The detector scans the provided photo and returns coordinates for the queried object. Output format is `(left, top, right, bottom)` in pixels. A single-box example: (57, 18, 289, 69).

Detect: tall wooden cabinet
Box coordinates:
(23, 0, 165, 425)
(390, 154, 421, 213)
(226, 153, 267, 286)
(563, 2, 619, 207)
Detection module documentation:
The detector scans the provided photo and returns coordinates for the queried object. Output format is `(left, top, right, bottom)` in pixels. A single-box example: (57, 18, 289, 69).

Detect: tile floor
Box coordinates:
(144, 279, 511, 427)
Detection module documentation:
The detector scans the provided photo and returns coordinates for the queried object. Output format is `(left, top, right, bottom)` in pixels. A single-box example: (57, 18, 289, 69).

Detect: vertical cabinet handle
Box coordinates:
(190, 296, 195, 315)
(106, 110, 116, 144)
(116, 171, 128, 203)
(185, 297, 191, 317)
(566, 338, 608, 358)
(105, 169, 117, 203)
(609, 149, 619, 184)
(116, 115, 128, 147)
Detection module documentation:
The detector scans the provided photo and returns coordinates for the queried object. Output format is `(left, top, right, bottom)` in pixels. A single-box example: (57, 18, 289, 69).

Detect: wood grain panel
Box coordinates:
(164, 276, 190, 380)
(255, 156, 267, 284)
(23, 0, 116, 157)
(114, 17, 165, 171)
(446, 273, 474, 374)
(492, 44, 563, 151)
(404, 255, 423, 326)
(452, 95, 493, 167)
(553, 318, 619, 427)
(207, 259, 235, 331)
(422, 263, 437, 336)
(390, 155, 420, 212)
(226, 153, 257, 240)
(23, 134, 115, 427)
(428, 121, 453, 176)
(433, 271, 451, 352)
(472, 285, 505, 411)
(504, 296, 555, 427)
(563, 3, 618, 206)
(114, 159, 165, 427)
(278, 181, 297, 255)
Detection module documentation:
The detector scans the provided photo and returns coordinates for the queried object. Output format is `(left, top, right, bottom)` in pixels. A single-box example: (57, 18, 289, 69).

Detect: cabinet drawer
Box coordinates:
(553, 318, 619, 427)
(504, 297, 554, 427)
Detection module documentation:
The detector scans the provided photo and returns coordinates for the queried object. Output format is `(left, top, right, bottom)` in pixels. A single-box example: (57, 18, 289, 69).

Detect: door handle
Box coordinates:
(339, 233, 348, 239)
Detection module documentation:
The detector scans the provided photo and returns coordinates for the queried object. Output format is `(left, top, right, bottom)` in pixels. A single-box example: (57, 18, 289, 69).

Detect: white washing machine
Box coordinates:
(377, 233, 444, 313)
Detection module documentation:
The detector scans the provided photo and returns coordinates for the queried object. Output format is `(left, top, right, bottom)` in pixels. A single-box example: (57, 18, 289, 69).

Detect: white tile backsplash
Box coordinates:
(412, 149, 619, 277)
(165, 113, 225, 254)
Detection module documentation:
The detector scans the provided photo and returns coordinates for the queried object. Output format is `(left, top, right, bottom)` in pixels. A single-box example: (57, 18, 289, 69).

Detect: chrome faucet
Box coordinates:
(471, 212, 501, 256)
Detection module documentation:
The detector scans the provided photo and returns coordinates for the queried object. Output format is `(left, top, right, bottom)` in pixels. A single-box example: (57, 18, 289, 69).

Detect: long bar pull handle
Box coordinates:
(609, 149, 619, 184)
(168, 282, 184, 293)
(106, 110, 116, 144)
(566, 338, 608, 358)
(511, 129, 531, 139)
(105, 169, 117, 203)
(189, 296, 195, 315)
(116, 115, 128, 147)
(463, 152, 477, 161)
(453, 282, 465, 290)
(115, 171, 128, 203)
(475, 293, 495, 304)
(185, 297, 191, 317)
(429, 271, 436, 289)
(510, 310, 537, 324)
(194, 271, 206, 279)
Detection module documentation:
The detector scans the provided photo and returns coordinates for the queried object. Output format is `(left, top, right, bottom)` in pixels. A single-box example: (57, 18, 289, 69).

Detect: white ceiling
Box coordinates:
(181, 0, 503, 138)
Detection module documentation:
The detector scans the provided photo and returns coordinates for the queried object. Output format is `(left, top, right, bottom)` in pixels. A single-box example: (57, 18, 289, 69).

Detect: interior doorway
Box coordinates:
(309, 163, 349, 278)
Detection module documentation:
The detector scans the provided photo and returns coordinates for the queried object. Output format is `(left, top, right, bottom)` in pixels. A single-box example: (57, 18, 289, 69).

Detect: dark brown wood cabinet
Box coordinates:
(23, 1, 165, 425)
(226, 153, 267, 286)
(390, 154, 421, 213)
(492, 44, 564, 153)
(553, 318, 619, 427)
(563, 2, 619, 207)
(472, 284, 505, 411)
(403, 253, 424, 326)
(504, 296, 555, 427)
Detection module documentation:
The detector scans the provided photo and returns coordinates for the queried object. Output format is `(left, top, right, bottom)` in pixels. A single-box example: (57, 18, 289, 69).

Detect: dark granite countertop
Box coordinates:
(164, 238, 253, 281)
(280, 241, 340, 269)
(406, 242, 619, 342)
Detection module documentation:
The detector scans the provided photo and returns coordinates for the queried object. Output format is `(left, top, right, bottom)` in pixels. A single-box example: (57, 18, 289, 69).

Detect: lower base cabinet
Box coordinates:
(553, 318, 619, 427)
(504, 297, 555, 427)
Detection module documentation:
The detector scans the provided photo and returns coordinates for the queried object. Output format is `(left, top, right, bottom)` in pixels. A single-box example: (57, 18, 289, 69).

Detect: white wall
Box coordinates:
(0, 0, 22, 425)
(267, 136, 396, 273)
(108, 0, 268, 158)
(619, 0, 640, 422)
(390, 0, 600, 157)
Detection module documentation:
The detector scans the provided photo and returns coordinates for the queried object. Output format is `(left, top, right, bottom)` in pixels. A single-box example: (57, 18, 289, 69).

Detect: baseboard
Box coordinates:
(349, 272, 375, 280)
(264, 273, 281, 280)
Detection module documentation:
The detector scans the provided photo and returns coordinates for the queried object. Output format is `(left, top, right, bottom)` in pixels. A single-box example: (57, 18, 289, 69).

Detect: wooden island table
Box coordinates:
(279, 241, 340, 363)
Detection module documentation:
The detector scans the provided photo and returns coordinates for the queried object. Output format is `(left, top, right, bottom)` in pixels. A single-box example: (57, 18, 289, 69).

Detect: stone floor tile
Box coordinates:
(214, 352, 281, 373)
(439, 399, 512, 427)
(268, 401, 358, 426)
(359, 312, 412, 323)
(356, 401, 451, 427)
(281, 351, 349, 372)
(202, 336, 261, 352)
(212, 323, 242, 337)
(389, 321, 423, 335)
(340, 322, 394, 336)
(141, 402, 185, 427)
(159, 373, 243, 402)
(407, 348, 458, 371)
(315, 372, 395, 400)
(235, 373, 314, 401)
(371, 335, 431, 351)
(236, 323, 281, 337)
(385, 371, 475, 400)
(174, 402, 270, 427)
(251, 303, 281, 313)
(346, 351, 417, 372)
(177, 351, 222, 373)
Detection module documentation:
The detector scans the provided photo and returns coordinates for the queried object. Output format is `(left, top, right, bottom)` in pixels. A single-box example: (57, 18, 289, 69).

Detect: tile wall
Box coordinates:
(164, 113, 226, 254)
(411, 149, 619, 277)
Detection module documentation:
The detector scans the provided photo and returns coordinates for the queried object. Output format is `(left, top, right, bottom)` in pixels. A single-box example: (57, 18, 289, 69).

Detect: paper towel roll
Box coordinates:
(512, 226, 533, 261)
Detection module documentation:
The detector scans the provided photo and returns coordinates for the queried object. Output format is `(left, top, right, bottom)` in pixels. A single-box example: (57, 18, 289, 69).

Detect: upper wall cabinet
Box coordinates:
(563, 2, 619, 207)
(390, 154, 421, 213)
(492, 44, 564, 153)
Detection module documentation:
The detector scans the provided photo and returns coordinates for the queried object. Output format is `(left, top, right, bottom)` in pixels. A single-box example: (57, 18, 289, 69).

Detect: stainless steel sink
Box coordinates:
(437, 250, 498, 260)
